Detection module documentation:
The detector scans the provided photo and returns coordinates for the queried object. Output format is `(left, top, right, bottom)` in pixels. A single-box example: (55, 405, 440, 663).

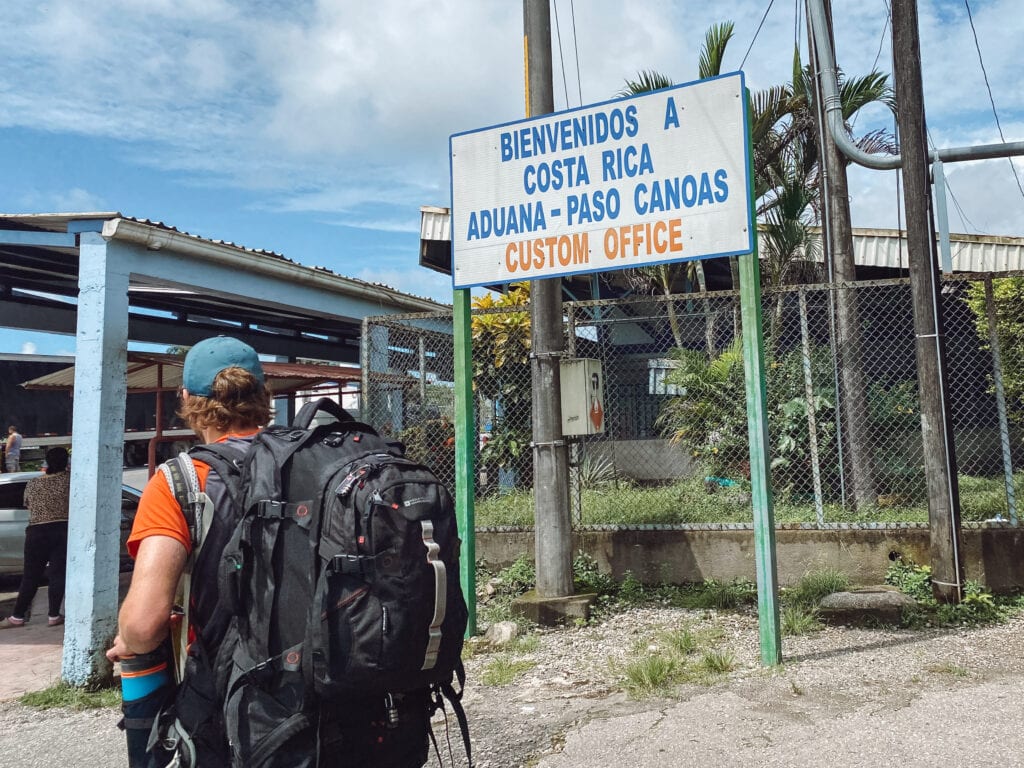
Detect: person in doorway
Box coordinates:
(5, 426, 22, 472)
(1, 446, 71, 628)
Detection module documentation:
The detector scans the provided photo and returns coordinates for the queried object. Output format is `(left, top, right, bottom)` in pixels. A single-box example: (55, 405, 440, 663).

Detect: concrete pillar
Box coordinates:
(62, 232, 130, 686)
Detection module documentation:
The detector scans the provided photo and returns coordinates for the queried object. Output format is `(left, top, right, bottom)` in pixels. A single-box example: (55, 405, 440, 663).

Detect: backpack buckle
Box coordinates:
(329, 554, 375, 578)
(256, 500, 286, 519)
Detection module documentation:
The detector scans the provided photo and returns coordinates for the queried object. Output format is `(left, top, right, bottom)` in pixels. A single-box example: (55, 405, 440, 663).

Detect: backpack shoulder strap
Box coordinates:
(160, 453, 213, 555)
(188, 442, 249, 513)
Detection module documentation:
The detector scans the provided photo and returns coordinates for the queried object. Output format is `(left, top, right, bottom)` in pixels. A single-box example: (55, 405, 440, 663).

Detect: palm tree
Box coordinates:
(618, 23, 739, 354)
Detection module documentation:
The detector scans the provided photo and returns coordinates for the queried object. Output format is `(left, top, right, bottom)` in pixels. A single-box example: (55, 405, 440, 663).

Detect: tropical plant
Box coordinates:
(655, 340, 748, 477)
(472, 284, 533, 487)
(965, 277, 1024, 422)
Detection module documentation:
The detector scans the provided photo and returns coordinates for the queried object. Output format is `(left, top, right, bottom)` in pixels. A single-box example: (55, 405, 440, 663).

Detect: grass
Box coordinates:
(474, 472, 1024, 527)
(784, 567, 850, 608)
(781, 604, 823, 636)
(927, 661, 969, 678)
(20, 681, 121, 710)
(612, 619, 737, 699)
(480, 654, 537, 686)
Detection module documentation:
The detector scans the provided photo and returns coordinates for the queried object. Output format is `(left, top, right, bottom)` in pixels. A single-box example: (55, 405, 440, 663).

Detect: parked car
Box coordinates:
(0, 472, 141, 574)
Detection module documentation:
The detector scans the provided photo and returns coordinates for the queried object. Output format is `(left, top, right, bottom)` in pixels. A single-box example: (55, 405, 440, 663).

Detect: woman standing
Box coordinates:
(1, 447, 71, 628)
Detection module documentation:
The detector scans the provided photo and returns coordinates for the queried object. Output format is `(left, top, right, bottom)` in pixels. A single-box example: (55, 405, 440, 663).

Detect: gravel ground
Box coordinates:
(3, 606, 1024, 767)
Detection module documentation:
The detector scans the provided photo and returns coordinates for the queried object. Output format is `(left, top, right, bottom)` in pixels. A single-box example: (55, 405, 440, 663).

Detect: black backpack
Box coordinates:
(156, 399, 471, 768)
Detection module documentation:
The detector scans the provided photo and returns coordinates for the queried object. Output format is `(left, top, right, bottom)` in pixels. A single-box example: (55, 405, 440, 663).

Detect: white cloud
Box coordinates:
(0, 0, 1021, 236)
(20, 342, 37, 354)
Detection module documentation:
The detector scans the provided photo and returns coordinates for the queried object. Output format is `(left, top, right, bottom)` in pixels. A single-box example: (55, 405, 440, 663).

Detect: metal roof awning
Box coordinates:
(0, 212, 448, 363)
(21, 352, 361, 395)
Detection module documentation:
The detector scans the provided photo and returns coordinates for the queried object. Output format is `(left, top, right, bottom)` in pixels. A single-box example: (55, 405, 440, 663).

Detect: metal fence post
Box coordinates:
(799, 288, 826, 525)
(984, 276, 1018, 525)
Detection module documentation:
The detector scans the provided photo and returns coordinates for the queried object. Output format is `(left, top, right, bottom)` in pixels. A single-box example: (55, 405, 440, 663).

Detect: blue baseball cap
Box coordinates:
(182, 336, 264, 397)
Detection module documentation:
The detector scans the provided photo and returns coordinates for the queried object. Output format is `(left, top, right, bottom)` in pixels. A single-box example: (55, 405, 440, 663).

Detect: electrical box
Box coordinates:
(560, 358, 604, 436)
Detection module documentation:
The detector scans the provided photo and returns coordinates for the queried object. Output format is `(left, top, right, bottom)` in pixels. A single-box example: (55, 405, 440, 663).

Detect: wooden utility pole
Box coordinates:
(808, 0, 878, 510)
(891, 0, 964, 602)
(524, 0, 573, 597)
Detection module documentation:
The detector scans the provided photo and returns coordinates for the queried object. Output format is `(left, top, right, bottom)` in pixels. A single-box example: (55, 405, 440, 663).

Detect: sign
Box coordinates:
(449, 72, 752, 289)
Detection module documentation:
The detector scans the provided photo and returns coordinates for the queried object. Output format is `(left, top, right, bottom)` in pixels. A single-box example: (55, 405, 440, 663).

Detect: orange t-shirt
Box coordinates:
(126, 432, 257, 558)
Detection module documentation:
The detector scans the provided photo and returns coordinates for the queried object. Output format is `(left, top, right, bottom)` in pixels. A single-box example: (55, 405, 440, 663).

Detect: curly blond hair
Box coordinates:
(178, 366, 272, 434)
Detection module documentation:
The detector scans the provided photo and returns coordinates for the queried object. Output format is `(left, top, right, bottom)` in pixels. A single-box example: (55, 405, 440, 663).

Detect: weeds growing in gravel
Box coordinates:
(480, 654, 537, 686)
(699, 649, 736, 674)
(21, 681, 120, 710)
(785, 568, 850, 608)
(611, 620, 735, 699)
(927, 661, 969, 677)
(781, 604, 823, 636)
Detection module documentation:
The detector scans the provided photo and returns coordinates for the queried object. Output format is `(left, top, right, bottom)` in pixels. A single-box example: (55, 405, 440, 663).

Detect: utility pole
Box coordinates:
(808, 0, 877, 510)
(524, 0, 573, 598)
(891, 0, 964, 602)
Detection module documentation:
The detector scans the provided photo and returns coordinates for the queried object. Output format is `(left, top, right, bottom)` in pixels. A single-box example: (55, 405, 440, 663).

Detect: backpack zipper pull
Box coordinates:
(384, 693, 399, 728)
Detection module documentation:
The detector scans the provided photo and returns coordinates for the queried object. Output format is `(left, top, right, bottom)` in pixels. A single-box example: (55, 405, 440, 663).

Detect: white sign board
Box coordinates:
(449, 72, 752, 289)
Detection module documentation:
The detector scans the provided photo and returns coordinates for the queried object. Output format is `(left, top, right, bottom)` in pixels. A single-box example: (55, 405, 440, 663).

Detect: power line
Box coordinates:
(740, 0, 776, 71)
(871, 1, 891, 73)
(852, 1, 891, 130)
(964, 0, 1024, 202)
(552, 0, 570, 108)
(569, 0, 583, 107)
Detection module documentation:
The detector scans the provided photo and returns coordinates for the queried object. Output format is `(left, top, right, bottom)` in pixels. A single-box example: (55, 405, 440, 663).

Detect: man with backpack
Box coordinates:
(107, 336, 469, 768)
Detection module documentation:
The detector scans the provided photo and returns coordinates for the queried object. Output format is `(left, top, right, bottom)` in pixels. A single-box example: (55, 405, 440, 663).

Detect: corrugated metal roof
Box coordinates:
(806, 227, 1024, 272)
(21, 352, 361, 394)
(414, 207, 1024, 274)
(0, 212, 446, 308)
(420, 206, 451, 242)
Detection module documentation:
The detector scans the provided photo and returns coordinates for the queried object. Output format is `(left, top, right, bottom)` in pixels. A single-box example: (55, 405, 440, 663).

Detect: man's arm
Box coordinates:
(108, 535, 186, 659)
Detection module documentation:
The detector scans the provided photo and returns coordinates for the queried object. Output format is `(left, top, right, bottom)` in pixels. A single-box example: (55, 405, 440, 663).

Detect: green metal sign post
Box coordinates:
(453, 287, 477, 636)
(739, 89, 781, 665)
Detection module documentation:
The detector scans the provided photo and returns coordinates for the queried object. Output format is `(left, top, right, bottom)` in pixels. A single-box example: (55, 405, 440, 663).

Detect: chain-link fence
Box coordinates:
(362, 273, 1024, 528)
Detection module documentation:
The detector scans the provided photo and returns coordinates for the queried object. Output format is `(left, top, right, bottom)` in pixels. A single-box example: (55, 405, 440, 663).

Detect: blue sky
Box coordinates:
(2, 0, 1021, 356)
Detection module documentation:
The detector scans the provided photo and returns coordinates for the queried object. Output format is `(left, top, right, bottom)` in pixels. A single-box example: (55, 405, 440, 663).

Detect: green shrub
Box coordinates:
(573, 551, 615, 596)
(885, 558, 933, 602)
(886, 557, 1015, 627)
(618, 572, 646, 605)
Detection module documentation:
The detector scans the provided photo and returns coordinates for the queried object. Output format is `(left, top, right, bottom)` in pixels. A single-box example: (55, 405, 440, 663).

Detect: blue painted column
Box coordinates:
(63, 232, 130, 686)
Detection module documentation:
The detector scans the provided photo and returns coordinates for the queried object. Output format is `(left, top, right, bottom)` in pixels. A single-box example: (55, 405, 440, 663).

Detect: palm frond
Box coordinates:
(698, 22, 735, 79)
(839, 71, 896, 120)
(618, 70, 673, 97)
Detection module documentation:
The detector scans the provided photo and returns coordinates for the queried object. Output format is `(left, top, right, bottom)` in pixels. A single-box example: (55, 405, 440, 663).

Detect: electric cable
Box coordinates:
(964, 0, 1024, 201)
(740, 0, 776, 71)
(552, 0, 571, 109)
(569, 0, 583, 107)
(851, 1, 892, 130)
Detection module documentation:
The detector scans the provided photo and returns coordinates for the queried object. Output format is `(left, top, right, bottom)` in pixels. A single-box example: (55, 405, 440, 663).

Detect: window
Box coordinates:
(0, 481, 27, 508)
(648, 358, 683, 396)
